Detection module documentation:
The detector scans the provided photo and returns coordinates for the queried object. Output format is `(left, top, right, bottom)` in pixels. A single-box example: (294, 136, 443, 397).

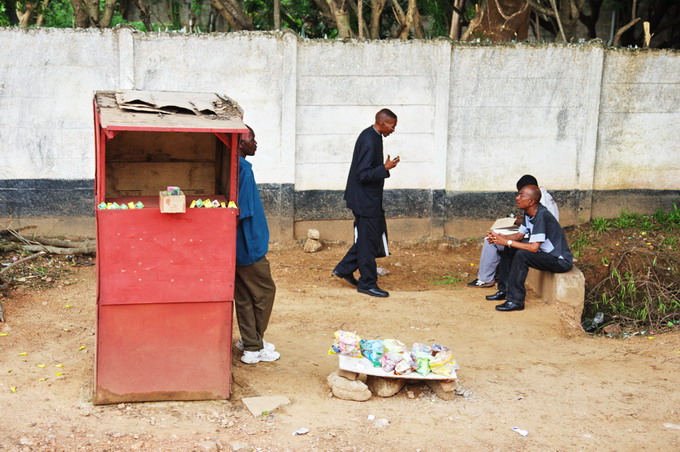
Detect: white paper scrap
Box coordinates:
(511, 427, 528, 437)
(293, 428, 310, 436)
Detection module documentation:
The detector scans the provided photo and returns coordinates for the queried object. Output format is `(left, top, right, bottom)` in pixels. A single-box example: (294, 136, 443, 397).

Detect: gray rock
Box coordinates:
(366, 376, 406, 397)
(230, 440, 253, 452)
(327, 371, 371, 401)
(303, 238, 323, 253)
(242, 395, 291, 417)
(426, 380, 458, 401)
(197, 441, 219, 451)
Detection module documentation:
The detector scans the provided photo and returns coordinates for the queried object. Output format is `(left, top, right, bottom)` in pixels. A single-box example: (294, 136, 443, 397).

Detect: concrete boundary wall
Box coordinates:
(0, 28, 678, 240)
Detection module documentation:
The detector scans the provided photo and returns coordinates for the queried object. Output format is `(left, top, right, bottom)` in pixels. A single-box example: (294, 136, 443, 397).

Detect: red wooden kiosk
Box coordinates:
(92, 90, 247, 404)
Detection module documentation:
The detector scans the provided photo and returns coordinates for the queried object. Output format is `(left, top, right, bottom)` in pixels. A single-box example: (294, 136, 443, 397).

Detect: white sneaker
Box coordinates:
(236, 338, 276, 352)
(240, 348, 281, 364)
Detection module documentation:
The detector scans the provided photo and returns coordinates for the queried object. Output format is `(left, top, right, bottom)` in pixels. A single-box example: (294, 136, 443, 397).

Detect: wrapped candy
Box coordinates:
(360, 340, 384, 367)
(429, 347, 458, 377)
(327, 330, 362, 357)
(414, 351, 432, 376)
(135, 201, 145, 209)
(97, 202, 107, 209)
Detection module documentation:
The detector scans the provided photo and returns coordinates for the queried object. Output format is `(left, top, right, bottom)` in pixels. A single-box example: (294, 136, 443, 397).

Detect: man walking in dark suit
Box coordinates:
(332, 109, 400, 298)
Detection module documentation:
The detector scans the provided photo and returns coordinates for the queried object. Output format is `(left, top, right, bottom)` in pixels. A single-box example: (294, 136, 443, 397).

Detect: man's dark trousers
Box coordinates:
(497, 247, 572, 303)
(334, 213, 383, 290)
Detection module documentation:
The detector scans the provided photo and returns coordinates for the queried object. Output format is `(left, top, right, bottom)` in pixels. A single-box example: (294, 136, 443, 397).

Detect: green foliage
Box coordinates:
(430, 273, 463, 286)
(569, 231, 590, 259)
(0, 2, 9, 27)
(612, 210, 640, 229)
(41, 0, 74, 28)
(590, 217, 612, 234)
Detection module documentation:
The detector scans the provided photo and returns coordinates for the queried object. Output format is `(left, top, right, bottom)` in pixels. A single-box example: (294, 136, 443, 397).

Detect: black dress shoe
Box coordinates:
(495, 300, 525, 311)
(358, 287, 389, 298)
(486, 290, 506, 301)
(332, 270, 358, 286)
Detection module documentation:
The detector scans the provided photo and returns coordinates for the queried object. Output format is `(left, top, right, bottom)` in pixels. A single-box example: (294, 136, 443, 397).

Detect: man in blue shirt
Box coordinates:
(234, 125, 280, 364)
(485, 185, 573, 312)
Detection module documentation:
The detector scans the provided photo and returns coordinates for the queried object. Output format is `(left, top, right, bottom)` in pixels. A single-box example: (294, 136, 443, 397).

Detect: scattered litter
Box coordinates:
(376, 267, 390, 276)
(18, 352, 27, 356)
(78, 346, 86, 351)
(374, 418, 390, 428)
(54, 364, 63, 368)
(64, 305, 74, 309)
(664, 423, 680, 430)
(511, 427, 528, 437)
(10, 387, 17, 393)
(293, 428, 309, 436)
(55, 372, 64, 377)
(37, 364, 45, 368)
(367, 414, 375, 421)
(0, 333, 9, 337)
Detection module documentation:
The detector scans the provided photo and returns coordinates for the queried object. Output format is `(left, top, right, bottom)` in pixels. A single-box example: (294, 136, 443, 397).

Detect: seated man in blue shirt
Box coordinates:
(234, 125, 280, 364)
(485, 185, 573, 312)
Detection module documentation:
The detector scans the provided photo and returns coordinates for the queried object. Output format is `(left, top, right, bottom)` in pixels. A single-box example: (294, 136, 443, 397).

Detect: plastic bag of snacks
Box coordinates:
(414, 351, 432, 376)
(429, 347, 458, 376)
(394, 358, 413, 375)
(380, 353, 397, 372)
(383, 339, 408, 355)
(411, 342, 432, 355)
(327, 330, 363, 357)
(360, 340, 384, 367)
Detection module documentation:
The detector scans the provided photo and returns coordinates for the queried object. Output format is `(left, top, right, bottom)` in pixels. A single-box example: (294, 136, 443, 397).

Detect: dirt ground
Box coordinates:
(1, 240, 680, 451)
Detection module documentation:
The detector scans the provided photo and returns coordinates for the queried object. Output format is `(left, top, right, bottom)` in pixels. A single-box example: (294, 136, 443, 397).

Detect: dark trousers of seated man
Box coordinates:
(497, 247, 573, 304)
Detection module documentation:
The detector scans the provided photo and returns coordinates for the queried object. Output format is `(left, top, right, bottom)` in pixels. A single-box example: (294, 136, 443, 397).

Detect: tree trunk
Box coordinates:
(369, 0, 385, 39)
(210, 0, 253, 30)
(100, 0, 117, 27)
(358, 0, 364, 38)
(35, 0, 50, 27)
(449, 0, 464, 39)
(70, 0, 91, 27)
(311, 0, 337, 27)
(327, 0, 353, 38)
(85, 0, 100, 25)
(274, 0, 281, 29)
(17, 1, 37, 28)
(134, 0, 154, 31)
(479, 0, 532, 41)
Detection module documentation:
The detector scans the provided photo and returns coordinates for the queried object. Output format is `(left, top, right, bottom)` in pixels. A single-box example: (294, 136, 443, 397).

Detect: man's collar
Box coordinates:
(371, 126, 381, 136)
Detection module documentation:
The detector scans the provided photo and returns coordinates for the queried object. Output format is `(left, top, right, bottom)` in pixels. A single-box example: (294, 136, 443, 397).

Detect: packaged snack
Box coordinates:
(429, 347, 458, 377)
(394, 358, 412, 375)
(97, 202, 107, 209)
(135, 201, 145, 209)
(411, 342, 432, 356)
(414, 351, 432, 376)
(380, 353, 397, 372)
(327, 330, 362, 357)
(360, 340, 384, 367)
(383, 339, 407, 355)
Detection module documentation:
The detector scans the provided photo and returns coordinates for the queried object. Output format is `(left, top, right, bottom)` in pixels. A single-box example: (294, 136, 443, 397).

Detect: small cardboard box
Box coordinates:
(159, 190, 186, 213)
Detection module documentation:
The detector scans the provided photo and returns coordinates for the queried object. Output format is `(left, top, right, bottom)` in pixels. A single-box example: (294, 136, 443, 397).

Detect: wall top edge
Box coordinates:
(0, 27, 677, 55)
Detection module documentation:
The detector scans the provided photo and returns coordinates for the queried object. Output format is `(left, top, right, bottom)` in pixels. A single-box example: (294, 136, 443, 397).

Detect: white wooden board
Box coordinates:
(338, 355, 457, 381)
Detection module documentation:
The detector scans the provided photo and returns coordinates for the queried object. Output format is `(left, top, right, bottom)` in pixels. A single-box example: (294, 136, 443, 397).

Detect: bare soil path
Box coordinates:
(1, 242, 679, 451)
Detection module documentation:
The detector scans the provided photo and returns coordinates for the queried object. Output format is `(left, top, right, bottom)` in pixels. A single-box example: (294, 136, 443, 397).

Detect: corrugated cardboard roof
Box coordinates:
(95, 90, 247, 132)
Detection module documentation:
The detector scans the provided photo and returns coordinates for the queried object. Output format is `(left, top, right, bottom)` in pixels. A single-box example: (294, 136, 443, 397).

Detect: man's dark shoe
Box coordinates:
(486, 290, 506, 301)
(495, 300, 525, 311)
(467, 279, 496, 288)
(358, 287, 389, 298)
(332, 270, 358, 286)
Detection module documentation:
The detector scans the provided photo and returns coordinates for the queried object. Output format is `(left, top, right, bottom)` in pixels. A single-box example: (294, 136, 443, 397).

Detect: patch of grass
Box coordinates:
(429, 274, 463, 286)
(591, 217, 612, 234)
(570, 231, 591, 259)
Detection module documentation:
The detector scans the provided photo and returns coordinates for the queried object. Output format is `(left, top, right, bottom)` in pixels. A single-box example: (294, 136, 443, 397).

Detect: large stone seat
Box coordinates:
(526, 266, 585, 333)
